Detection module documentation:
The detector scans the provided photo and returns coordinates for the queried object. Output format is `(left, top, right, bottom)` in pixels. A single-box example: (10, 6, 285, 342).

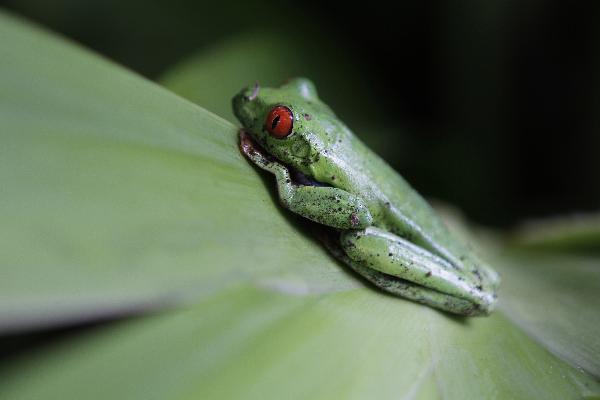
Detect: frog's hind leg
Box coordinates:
(314, 228, 478, 315)
(338, 227, 495, 316)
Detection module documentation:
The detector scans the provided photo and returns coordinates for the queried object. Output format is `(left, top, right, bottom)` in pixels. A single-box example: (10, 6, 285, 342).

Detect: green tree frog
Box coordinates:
(232, 78, 499, 316)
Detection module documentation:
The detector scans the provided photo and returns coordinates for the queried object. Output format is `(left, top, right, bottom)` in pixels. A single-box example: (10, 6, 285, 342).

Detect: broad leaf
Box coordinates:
(496, 250, 600, 378)
(1, 11, 599, 400)
(3, 287, 600, 400)
(0, 12, 354, 332)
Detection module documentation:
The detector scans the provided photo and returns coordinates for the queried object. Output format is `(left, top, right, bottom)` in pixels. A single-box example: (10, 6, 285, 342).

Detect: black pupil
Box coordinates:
(271, 115, 280, 130)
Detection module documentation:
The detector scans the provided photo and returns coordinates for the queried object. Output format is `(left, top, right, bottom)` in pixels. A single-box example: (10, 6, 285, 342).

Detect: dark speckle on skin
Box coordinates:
(388, 253, 392, 257)
(304, 113, 312, 120)
(425, 271, 432, 277)
(331, 175, 336, 181)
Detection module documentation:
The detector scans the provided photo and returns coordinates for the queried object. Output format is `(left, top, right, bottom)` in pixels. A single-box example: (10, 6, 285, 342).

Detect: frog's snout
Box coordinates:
(232, 89, 247, 110)
(232, 92, 250, 126)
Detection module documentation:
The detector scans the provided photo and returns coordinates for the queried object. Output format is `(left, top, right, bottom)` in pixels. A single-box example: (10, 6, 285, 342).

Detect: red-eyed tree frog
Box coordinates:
(233, 78, 500, 316)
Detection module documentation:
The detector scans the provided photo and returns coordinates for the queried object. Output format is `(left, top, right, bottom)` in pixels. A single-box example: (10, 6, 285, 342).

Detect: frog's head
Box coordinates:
(232, 78, 337, 176)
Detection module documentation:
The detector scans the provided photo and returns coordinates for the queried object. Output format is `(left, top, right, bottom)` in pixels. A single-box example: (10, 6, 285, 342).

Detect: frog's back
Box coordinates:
(329, 125, 498, 289)
(284, 95, 496, 289)
(332, 127, 446, 237)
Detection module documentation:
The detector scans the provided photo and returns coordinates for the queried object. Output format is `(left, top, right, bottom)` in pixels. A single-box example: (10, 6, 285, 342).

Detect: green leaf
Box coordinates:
(0, 12, 355, 332)
(495, 250, 600, 378)
(3, 287, 600, 400)
(1, 11, 599, 400)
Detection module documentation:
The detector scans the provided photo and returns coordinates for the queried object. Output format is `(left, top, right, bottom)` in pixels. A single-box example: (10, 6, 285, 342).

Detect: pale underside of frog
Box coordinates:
(233, 78, 500, 316)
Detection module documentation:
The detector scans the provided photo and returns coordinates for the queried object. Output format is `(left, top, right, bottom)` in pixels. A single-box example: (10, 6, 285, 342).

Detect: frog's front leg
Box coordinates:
(240, 131, 372, 229)
(339, 227, 495, 316)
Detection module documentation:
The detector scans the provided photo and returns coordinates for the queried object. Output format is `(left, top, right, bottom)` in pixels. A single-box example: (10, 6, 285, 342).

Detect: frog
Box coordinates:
(232, 78, 500, 316)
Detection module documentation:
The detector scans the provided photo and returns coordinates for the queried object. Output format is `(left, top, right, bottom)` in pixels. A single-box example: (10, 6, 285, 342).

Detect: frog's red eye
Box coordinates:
(265, 106, 293, 138)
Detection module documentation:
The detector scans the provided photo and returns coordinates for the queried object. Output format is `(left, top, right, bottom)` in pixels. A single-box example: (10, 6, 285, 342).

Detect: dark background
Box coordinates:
(4, 0, 599, 228)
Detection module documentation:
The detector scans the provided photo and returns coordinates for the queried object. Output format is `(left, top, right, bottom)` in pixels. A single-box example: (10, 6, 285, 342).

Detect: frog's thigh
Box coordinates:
(339, 227, 484, 314)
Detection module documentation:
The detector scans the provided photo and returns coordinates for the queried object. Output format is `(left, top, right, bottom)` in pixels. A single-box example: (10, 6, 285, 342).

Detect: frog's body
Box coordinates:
(233, 78, 499, 316)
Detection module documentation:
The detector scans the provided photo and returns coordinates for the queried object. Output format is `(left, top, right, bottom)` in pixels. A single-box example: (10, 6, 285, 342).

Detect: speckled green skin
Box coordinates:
(233, 78, 500, 316)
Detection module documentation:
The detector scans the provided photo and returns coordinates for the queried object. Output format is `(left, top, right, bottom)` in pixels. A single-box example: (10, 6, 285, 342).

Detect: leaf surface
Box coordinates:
(1, 12, 599, 399)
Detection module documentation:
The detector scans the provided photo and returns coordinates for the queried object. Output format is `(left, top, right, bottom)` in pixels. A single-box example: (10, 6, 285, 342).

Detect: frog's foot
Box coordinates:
(340, 227, 497, 316)
(239, 129, 282, 174)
